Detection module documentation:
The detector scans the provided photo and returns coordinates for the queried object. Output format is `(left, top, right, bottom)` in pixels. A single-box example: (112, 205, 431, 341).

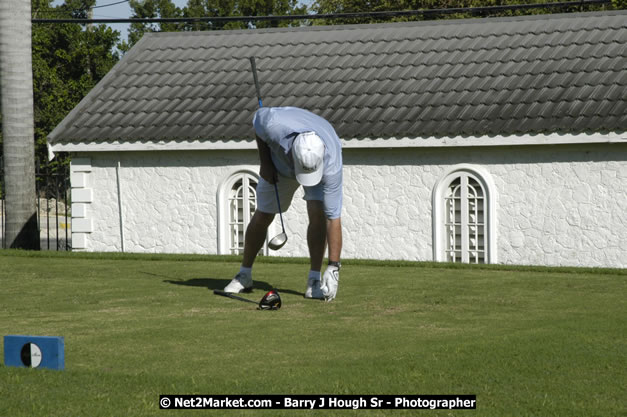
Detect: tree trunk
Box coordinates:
(0, 0, 40, 249)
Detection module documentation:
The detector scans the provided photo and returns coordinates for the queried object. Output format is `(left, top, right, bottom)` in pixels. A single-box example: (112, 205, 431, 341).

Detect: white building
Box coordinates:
(48, 11, 627, 268)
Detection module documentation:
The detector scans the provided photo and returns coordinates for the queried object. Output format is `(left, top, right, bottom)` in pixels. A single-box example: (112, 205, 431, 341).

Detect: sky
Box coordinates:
(52, 0, 314, 43)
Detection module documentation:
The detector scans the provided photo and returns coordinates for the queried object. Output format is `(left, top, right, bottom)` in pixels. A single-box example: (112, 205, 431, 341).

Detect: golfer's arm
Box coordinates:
(256, 136, 274, 171)
(327, 217, 342, 263)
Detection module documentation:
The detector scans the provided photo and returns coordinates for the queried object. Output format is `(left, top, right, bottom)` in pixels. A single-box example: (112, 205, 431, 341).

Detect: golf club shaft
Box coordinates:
(213, 289, 258, 304)
(250, 56, 286, 235)
(250, 56, 262, 108)
(273, 182, 286, 233)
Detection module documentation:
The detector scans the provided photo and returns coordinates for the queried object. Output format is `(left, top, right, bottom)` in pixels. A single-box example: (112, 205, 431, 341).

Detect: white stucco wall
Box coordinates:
(71, 144, 627, 268)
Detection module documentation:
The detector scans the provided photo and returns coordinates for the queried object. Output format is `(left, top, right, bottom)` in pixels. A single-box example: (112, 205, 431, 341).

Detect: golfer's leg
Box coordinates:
(307, 200, 327, 272)
(242, 210, 275, 268)
(243, 175, 298, 268)
(327, 217, 342, 262)
(320, 217, 342, 301)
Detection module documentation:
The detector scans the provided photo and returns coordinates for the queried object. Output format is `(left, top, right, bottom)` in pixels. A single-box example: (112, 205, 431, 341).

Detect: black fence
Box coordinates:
(1, 156, 71, 250)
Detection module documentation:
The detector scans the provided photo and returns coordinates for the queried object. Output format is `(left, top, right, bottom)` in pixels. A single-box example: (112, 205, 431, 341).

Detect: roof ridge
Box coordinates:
(139, 25, 625, 52)
(141, 10, 627, 39)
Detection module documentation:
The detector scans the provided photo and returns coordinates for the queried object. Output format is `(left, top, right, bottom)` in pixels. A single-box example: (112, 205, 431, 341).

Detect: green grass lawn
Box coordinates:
(0, 250, 625, 416)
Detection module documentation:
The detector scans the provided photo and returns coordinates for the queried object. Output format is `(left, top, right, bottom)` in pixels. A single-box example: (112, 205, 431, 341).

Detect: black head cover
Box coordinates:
(259, 290, 281, 310)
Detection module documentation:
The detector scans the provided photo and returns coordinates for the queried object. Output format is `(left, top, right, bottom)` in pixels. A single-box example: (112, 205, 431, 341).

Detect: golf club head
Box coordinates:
(258, 290, 281, 310)
(268, 232, 287, 250)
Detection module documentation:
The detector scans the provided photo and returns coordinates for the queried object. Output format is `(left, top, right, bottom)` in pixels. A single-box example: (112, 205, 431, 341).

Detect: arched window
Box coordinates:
(218, 171, 266, 255)
(433, 165, 497, 264)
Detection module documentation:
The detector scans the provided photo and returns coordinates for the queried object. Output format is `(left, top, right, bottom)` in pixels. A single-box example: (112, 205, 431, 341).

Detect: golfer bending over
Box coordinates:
(224, 106, 343, 302)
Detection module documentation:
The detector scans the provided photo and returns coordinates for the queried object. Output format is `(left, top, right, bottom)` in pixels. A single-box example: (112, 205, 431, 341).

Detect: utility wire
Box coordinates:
(33, 0, 130, 15)
(32, 0, 612, 24)
(92, 0, 130, 9)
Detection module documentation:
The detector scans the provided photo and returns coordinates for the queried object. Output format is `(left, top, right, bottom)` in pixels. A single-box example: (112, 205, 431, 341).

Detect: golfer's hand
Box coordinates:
(259, 164, 277, 184)
(321, 265, 339, 302)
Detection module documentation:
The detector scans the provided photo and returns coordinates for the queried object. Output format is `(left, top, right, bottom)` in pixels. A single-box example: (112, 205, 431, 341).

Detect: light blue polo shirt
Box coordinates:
(253, 107, 343, 219)
(253, 107, 342, 179)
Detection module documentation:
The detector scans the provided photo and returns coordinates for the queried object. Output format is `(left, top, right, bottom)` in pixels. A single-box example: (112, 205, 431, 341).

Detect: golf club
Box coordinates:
(249, 56, 288, 251)
(213, 289, 282, 310)
(268, 183, 288, 250)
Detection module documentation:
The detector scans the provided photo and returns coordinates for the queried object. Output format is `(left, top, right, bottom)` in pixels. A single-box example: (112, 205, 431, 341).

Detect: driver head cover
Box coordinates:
(293, 132, 324, 186)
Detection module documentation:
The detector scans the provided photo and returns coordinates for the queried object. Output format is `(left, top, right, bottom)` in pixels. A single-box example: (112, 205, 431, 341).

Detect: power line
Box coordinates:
(33, 0, 130, 16)
(92, 0, 130, 9)
(32, 0, 612, 24)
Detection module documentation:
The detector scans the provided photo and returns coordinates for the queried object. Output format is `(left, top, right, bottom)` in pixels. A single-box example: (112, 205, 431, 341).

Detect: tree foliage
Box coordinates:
(124, 0, 307, 50)
(311, 0, 616, 25)
(1, 0, 121, 174)
(124, 0, 184, 49)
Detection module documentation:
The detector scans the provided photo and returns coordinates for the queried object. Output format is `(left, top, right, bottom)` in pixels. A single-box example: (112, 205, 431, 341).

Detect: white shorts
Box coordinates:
(256, 171, 343, 219)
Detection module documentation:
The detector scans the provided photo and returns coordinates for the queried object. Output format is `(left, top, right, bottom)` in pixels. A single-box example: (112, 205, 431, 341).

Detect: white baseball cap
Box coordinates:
(293, 132, 324, 186)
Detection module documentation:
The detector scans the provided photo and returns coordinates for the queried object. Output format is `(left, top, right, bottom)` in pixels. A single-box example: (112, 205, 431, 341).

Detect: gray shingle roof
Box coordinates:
(48, 11, 627, 146)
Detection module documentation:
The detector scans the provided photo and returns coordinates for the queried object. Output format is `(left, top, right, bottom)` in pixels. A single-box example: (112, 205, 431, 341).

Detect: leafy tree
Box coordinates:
(311, 0, 616, 25)
(124, 0, 307, 50)
(124, 0, 184, 50)
(183, 0, 307, 30)
(31, 0, 119, 171)
(1, 0, 120, 209)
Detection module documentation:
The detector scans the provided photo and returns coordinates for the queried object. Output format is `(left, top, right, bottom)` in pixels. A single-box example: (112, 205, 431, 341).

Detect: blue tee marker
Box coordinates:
(4, 335, 64, 370)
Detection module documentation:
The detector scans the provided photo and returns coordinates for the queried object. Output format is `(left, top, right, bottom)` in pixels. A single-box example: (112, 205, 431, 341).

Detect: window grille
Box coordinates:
(227, 175, 257, 255)
(434, 169, 496, 264)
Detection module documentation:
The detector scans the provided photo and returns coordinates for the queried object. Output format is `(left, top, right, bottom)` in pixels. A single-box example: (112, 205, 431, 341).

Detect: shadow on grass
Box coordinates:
(161, 276, 304, 297)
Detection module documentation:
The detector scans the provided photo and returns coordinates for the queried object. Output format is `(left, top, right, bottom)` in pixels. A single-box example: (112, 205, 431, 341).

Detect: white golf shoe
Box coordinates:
(224, 272, 253, 293)
(305, 277, 324, 299)
(321, 264, 340, 302)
